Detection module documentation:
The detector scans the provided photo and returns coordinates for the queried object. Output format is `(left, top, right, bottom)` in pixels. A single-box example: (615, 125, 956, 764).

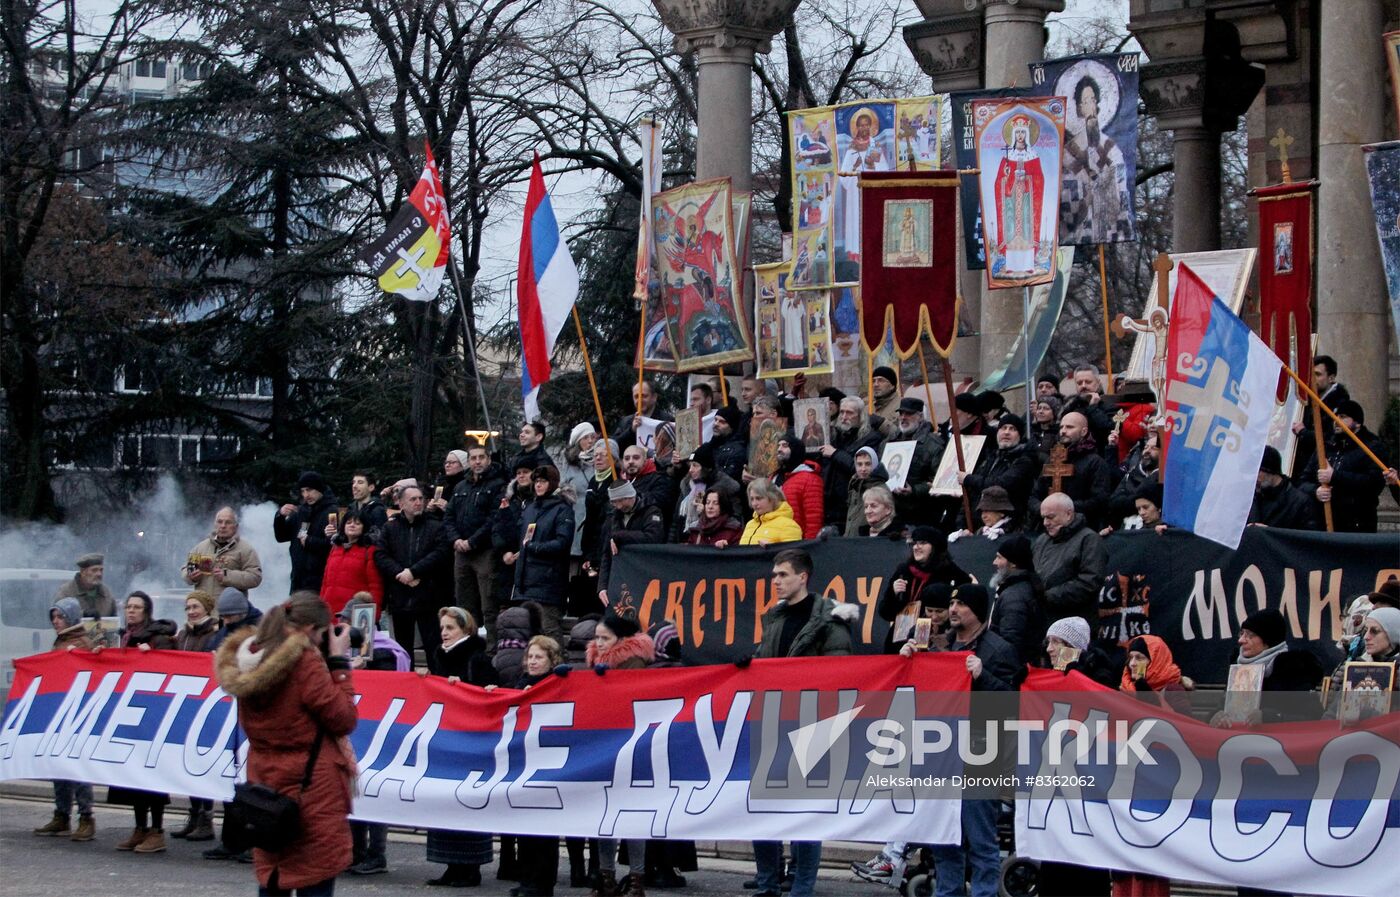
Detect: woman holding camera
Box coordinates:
(215, 591, 358, 896)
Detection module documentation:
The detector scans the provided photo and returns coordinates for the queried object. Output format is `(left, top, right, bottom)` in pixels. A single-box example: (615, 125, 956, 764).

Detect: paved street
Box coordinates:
(0, 796, 894, 897)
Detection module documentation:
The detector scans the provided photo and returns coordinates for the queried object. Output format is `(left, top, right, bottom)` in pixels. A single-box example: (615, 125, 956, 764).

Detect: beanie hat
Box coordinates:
(569, 422, 597, 448)
(1334, 399, 1365, 425)
(51, 597, 83, 629)
(690, 442, 716, 469)
(1046, 617, 1090, 651)
(531, 465, 561, 492)
(1135, 481, 1165, 509)
(715, 405, 741, 431)
(1241, 608, 1287, 648)
(954, 392, 981, 414)
(1365, 607, 1400, 650)
(186, 590, 216, 615)
(602, 609, 641, 639)
(1036, 395, 1063, 417)
(297, 470, 328, 493)
(608, 480, 637, 501)
(997, 413, 1026, 436)
(978, 390, 1005, 413)
(951, 583, 990, 622)
(872, 365, 898, 386)
(995, 533, 1035, 571)
(1259, 445, 1283, 476)
(216, 587, 250, 617)
(909, 525, 941, 545)
(918, 582, 954, 610)
(649, 621, 682, 660)
(778, 432, 807, 467)
(447, 449, 470, 468)
(511, 455, 537, 473)
(1128, 636, 1150, 657)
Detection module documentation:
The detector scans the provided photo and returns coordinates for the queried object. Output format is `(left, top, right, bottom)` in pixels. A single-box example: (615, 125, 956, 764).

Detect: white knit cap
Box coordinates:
(447, 449, 470, 467)
(569, 422, 597, 448)
(1046, 617, 1090, 651)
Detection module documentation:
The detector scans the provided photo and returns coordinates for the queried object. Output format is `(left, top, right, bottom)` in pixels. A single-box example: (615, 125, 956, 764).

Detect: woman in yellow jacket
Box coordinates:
(739, 478, 805, 546)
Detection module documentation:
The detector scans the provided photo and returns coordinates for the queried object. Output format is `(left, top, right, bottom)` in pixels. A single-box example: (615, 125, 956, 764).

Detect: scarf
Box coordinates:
(1120, 634, 1182, 692)
(1236, 640, 1288, 676)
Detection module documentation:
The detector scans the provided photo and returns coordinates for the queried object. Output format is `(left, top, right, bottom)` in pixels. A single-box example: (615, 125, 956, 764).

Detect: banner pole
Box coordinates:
(1098, 244, 1115, 394)
(573, 307, 618, 479)
(717, 368, 729, 406)
(1306, 397, 1335, 533)
(1281, 362, 1390, 473)
(866, 345, 875, 417)
(1022, 285, 1033, 421)
(923, 344, 974, 532)
(447, 262, 496, 453)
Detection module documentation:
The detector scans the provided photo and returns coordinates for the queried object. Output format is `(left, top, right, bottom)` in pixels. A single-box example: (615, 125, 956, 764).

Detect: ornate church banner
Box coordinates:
(1027, 53, 1139, 244)
(857, 170, 961, 356)
(649, 178, 753, 372)
(972, 98, 1067, 288)
(1255, 180, 1316, 393)
(1364, 140, 1400, 348)
(786, 96, 943, 290)
(950, 88, 1031, 270)
(753, 261, 834, 379)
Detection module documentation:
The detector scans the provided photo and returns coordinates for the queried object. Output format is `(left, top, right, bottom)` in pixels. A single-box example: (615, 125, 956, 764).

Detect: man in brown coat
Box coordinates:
(183, 507, 263, 596)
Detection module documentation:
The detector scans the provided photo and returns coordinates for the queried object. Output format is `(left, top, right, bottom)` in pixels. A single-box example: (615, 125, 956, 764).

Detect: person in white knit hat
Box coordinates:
(1044, 615, 1120, 688)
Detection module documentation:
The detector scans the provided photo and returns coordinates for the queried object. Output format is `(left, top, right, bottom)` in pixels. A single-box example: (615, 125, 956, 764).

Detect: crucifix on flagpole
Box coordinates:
(1270, 128, 1294, 184)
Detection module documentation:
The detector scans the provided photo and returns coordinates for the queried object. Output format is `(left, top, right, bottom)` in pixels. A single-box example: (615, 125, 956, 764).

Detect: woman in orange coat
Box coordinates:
(215, 591, 358, 895)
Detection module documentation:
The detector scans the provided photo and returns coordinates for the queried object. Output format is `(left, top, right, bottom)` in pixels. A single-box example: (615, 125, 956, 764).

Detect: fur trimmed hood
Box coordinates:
(586, 631, 656, 669)
(215, 627, 313, 699)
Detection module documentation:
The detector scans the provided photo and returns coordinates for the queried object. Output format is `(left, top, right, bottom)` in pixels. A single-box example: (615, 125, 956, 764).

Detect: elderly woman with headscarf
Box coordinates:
(1120, 634, 1193, 716)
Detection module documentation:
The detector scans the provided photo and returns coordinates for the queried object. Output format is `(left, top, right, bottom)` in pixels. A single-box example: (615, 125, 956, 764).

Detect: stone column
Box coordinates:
(979, 0, 1064, 397)
(652, 2, 789, 192)
(1316, 0, 1388, 421)
(1170, 126, 1222, 253)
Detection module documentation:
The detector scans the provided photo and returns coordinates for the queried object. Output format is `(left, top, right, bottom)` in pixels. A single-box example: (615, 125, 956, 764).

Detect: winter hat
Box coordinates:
(872, 365, 898, 387)
(75, 553, 104, 568)
(1365, 607, 1400, 649)
(1046, 617, 1090, 651)
(186, 590, 216, 615)
(1241, 608, 1288, 648)
(715, 405, 741, 431)
(909, 525, 941, 545)
(447, 449, 471, 468)
(608, 480, 637, 501)
(511, 455, 537, 473)
(602, 608, 641, 639)
(1036, 395, 1063, 418)
(50, 597, 82, 628)
(819, 387, 847, 403)
(649, 620, 682, 660)
(954, 392, 981, 414)
(996, 413, 1026, 436)
(690, 442, 716, 470)
(569, 422, 597, 448)
(950, 583, 990, 622)
(216, 587, 250, 617)
(896, 396, 925, 415)
(1259, 445, 1284, 476)
(995, 533, 1035, 571)
(1334, 399, 1365, 425)
(978, 390, 1005, 414)
(778, 432, 807, 467)
(297, 470, 328, 493)
(1135, 481, 1165, 510)
(531, 465, 561, 492)
(918, 582, 954, 610)
(977, 486, 1016, 514)
(1128, 636, 1151, 657)
(855, 446, 880, 467)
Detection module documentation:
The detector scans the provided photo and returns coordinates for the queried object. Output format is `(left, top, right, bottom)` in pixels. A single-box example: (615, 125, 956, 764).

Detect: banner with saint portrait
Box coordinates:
(950, 87, 1031, 270)
(1027, 53, 1139, 244)
(647, 178, 753, 372)
(972, 98, 1067, 289)
(1254, 180, 1316, 396)
(786, 96, 943, 290)
(753, 260, 834, 380)
(1364, 140, 1400, 349)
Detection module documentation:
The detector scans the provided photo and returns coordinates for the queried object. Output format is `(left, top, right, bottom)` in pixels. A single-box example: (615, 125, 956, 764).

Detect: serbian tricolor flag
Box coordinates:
(1161, 264, 1282, 548)
(356, 142, 452, 302)
(517, 154, 579, 423)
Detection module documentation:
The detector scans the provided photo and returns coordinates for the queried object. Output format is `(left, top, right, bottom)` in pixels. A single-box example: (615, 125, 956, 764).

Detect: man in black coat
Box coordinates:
(987, 534, 1047, 666)
(816, 396, 885, 531)
(1105, 432, 1160, 528)
(374, 485, 453, 673)
(1247, 446, 1319, 530)
(1300, 400, 1387, 533)
(621, 444, 676, 531)
(614, 379, 673, 452)
(446, 445, 509, 642)
(512, 420, 555, 473)
(512, 466, 576, 639)
(347, 471, 390, 534)
(1032, 411, 1112, 530)
(273, 471, 338, 591)
(961, 413, 1039, 525)
(1290, 354, 1350, 477)
(708, 405, 748, 484)
(597, 480, 665, 604)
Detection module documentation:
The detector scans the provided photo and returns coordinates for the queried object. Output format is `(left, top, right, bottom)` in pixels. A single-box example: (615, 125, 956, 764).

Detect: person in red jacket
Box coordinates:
(773, 433, 825, 539)
(320, 510, 384, 617)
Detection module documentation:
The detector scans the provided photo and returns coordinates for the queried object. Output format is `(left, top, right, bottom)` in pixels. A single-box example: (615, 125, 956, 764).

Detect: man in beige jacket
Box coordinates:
(183, 507, 263, 596)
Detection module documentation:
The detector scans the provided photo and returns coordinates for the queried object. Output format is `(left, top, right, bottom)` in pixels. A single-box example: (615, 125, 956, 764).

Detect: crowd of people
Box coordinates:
(28, 357, 1398, 897)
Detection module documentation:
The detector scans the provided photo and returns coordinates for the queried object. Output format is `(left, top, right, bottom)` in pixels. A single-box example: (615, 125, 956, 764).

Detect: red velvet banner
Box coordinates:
(857, 170, 961, 356)
(1256, 181, 1315, 394)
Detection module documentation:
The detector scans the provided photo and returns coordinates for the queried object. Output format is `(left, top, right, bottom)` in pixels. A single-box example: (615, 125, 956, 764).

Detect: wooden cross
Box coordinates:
(1112, 408, 1129, 439)
(1270, 128, 1294, 183)
(1041, 443, 1075, 493)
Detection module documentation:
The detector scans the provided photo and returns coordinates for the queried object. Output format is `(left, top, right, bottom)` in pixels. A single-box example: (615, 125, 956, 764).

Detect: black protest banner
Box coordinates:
(1095, 527, 1398, 684)
(610, 530, 1398, 681)
(607, 538, 911, 664)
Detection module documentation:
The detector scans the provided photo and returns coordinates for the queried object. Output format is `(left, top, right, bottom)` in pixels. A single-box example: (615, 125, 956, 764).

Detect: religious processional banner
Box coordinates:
(753, 262, 833, 379)
(1363, 140, 1400, 348)
(648, 178, 753, 372)
(972, 97, 1067, 288)
(951, 88, 1031, 269)
(979, 246, 1075, 391)
(786, 96, 943, 290)
(607, 532, 1396, 684)
(1026, 53, 1140, 244)
(1255, 180, 1316, 393)
(1015, 669, 1398, 897)
(857, 170, 961, 357)
(356, 145, 452, 301)
(0, 647, 969, 846)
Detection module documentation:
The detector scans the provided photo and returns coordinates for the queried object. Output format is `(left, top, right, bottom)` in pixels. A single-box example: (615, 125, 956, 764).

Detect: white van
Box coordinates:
(0, 569, 88, 705)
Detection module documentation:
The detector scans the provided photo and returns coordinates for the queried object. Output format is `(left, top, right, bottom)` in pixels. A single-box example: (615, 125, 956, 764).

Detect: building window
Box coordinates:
(115, 365, 151, 393)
